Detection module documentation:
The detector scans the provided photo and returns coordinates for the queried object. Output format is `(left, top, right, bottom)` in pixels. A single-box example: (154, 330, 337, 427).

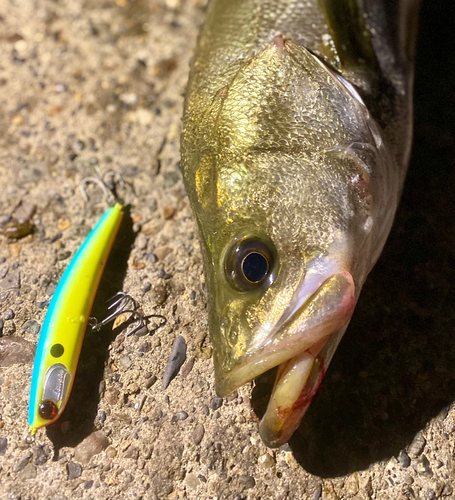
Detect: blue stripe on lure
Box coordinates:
(28, 203, 123, 435)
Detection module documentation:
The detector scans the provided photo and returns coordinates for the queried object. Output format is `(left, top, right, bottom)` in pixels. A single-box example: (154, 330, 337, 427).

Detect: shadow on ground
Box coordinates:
(46, 206, 137, 455)
(253, 0, 455, 477)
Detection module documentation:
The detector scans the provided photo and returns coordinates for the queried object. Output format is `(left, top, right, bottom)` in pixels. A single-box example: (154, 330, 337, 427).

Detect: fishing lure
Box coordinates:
(28, 202, 123, 435)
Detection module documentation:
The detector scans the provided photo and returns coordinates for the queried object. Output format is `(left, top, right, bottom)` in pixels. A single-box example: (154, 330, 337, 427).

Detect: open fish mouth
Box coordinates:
(215, 270, 355, 448)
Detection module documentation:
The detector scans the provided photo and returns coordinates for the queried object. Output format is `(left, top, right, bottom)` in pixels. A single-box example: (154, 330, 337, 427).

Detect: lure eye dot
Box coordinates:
(38, 400, 59, 420)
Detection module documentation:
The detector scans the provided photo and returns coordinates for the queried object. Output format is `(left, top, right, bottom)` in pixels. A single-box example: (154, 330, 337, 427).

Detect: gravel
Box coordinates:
(0, 438, 7, 456)
(74, 431, 110, 465)
(21, 319, 41, 335)
(66, 462, 83, 480)
(162, 335, 187, 389)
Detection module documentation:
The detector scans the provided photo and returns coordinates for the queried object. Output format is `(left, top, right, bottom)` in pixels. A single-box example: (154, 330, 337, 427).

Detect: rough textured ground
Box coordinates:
(0, 0, 455, 499)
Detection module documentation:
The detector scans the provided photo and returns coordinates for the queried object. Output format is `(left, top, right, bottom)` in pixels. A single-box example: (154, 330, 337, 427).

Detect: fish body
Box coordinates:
(181, 0, 420, 446)
(28, 203, 123, 434)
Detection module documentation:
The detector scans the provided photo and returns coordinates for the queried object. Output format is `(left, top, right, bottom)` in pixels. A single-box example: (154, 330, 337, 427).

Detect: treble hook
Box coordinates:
(79, 164, 125, 206)
(89, 291, 146, 336)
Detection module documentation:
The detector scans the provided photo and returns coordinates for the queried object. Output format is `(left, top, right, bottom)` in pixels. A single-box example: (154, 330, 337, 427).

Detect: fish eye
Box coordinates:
(38, 400, 59, 420)
(226, 238, 277, 291)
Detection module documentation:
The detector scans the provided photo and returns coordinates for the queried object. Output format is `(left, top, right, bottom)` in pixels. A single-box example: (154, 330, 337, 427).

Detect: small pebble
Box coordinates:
(145, 375, 157, 389)
(84, 480, 94, 489)
(119, 92, 138, 105)
(239, 475, 256, 489)
(163, 206, 176, 219)
(119, 354, 132, 369)
(135, 395, 147, 411)
(258, 453, 275, 468)
(146, 253, 158, 263)
(0, 337, 35, 366)
(185, 473, 200, 489)
(3, 221, 34, 239)
(0, 263, 9, 279)
(134, 324, 149, 337)
(66, 461, 83, 479)
(99, 410, 107, 423)
(113, 412, 132, 424)
(35, 300, 50, 310)
(13, 201, 36, 222)
(0, 437, 7, 455)
(72, 140, 85, 151)
(3, 309, 14, 320)
(198, 474, 207, 483)
(137, 342, 151, 353)
(15, 452, 32, 472)
(136, 233, 148, 250)
(439, 406, 450, 420)
(408, 433, 426, 458)
(398, 450, 411, 468)
(177, 411, 188, 421)
(104, 388, 119, 405)
(74, 431, 110, 465)
(414, 454, 433, 476)
(34, 445, 48, 465)
(0, 272, 20, 290)
(312, 485, 322, 500)
(191, 423, 205, 445)
(181, 357, 195, 377)
(106, 446, 117, 459)
(141, 282, 151, 293)
(22, 319, 41, 335)
(190, 290, 196, 300)
(151, 281, 168, 305)
(201, 405, 209, 416)
(162, 335, 187, 389)
(210, 397, 223, 411)
(0, 215, 12, 225)
(45, 282, 57, 296)
(163, 171, 180, 187)
(18, 463, 37, 480)
(124, 446, 139, 460)
(55, 83, 68, 93)
(225, 391, 238, 403)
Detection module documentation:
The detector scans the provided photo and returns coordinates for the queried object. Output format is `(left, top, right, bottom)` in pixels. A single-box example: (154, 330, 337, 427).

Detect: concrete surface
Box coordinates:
(0, 0, 455, 498)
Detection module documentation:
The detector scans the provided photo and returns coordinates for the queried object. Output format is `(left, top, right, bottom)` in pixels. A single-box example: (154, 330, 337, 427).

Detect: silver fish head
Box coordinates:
(182, 37, 399, 446)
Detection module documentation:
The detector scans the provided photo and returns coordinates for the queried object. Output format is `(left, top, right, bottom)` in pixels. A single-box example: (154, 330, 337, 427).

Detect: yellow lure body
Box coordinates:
(28, 203, 123, 433)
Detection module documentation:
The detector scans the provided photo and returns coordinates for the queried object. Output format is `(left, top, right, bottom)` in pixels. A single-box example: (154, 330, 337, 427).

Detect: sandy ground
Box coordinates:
(0, 0, 455, 499)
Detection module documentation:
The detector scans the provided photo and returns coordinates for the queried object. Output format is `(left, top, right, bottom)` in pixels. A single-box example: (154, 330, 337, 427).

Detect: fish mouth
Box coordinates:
(215, 269, 355, 447)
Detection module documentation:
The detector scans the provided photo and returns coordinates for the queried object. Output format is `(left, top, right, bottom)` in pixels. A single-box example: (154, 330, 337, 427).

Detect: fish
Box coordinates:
(181, 0, 420, 447)
(28, 203, 123, 435)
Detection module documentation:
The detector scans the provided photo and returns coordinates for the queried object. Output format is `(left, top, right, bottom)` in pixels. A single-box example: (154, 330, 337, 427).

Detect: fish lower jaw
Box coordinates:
(214, 271, 355, 446)
(258, 347, 325, 448)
